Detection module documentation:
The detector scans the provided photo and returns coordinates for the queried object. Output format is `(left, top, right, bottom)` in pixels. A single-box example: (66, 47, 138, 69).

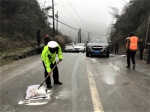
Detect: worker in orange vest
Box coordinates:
(126, 32, 139, 69)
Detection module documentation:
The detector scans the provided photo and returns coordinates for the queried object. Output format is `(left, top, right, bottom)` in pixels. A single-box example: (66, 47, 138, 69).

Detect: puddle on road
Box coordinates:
(101, 62, 121, 85)
(104, 76, 115, 85)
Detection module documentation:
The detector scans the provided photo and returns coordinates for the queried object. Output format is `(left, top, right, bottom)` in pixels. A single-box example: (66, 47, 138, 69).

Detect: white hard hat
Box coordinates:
(48, 41, 58, 48)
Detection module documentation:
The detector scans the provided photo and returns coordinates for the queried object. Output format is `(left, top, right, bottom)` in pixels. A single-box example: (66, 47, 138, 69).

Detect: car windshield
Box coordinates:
(90, 36, 107, 43)
(66, 43, 74, 46)
(75, 43, 85, 46)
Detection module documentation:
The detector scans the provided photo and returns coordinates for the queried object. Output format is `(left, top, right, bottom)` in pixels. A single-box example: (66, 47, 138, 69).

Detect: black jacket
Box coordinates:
(115, 41, 119, 49)
(139, 41, 145, 51)
(44, 38, 51, 46)
(36, 30, 41, 42)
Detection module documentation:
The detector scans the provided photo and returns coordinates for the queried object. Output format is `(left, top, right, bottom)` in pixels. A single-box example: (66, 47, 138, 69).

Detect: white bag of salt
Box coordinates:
(25, 85, 47, 99)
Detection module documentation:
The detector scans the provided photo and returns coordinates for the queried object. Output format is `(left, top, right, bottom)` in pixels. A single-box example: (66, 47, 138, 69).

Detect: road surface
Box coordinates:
(0, 53, 150, 112)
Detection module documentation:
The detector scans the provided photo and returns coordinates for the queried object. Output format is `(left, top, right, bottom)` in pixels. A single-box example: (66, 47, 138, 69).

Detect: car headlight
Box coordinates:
(104, 44, 109, 47)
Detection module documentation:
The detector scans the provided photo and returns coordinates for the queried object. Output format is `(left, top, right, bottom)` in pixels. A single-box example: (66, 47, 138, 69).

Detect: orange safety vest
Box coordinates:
(129, 36, 138, 50)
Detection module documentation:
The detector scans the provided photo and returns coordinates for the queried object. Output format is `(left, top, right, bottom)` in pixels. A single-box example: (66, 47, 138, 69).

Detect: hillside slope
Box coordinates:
(110, 0, 150, 50)
(0, 0, 72, 66)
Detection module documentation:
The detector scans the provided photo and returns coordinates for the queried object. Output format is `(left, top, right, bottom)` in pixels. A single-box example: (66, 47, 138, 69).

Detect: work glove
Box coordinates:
(48, 72, 52, 76)
(59, 59, 63, 62)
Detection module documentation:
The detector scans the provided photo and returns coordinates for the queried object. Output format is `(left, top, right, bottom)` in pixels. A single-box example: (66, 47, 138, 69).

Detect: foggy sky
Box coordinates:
(37, 0, 130, 42)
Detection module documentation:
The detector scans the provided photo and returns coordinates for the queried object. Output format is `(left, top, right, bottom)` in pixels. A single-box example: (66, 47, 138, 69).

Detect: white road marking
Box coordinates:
(86, 60, 104, 112)
(109, 63, 120, 72)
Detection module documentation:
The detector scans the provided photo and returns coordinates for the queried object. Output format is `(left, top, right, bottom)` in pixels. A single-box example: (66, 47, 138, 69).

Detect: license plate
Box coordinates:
(94, 50, 100, 54)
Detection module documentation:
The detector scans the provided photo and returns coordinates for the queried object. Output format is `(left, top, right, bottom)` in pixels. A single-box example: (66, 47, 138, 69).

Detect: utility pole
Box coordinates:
(55, 11, 58, 35)
(88, 32, 90, 41)
(78, 28, 81, 43)
(52, 0, 55, 37)
(145, 12, 150, 48)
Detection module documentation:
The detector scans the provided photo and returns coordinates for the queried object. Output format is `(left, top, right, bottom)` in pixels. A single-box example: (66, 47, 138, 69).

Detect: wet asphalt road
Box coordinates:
(0, 53, 150, 112)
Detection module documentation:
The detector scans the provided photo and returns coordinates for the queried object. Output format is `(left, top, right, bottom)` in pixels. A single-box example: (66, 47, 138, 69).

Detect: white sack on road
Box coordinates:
(25, 85, 47, 99)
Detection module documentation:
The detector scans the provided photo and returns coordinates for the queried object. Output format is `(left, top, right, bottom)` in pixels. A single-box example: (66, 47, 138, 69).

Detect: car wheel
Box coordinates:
(106, 52, 109, 57)
(86, 52, 89, 57)
(83, 49, 85, 53)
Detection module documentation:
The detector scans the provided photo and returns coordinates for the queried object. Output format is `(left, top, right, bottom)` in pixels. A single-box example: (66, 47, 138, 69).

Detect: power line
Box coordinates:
(24, 1, 91, 34)
(23, 1, 78, 30)
(55, 19, 79, 31)
(59, 17, 65, 23)
(58, 17, 66, 34)
(57, 12, 89, 33)
(67, 1, 90, 32)
(59, 1, 81, 28)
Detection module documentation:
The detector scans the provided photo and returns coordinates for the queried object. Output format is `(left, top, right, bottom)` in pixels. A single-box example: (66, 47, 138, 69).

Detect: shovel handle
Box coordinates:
(38, 60, 61, 89)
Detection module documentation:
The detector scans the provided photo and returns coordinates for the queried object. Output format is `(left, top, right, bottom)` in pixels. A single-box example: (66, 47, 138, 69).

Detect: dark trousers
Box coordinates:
(115, 49, 118, 54)
(37, 41, 40, 47)
(42, 61, 59, 86)
(127, 50, 136, 67)
(139, 50, 143, 60)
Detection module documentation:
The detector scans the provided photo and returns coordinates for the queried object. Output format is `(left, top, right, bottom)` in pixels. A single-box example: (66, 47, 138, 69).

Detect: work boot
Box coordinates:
(126, 66, 130, 68)
(47, 85, 52, 88)
(133, 64, 135, 69)
(54, 81, 62, 85)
